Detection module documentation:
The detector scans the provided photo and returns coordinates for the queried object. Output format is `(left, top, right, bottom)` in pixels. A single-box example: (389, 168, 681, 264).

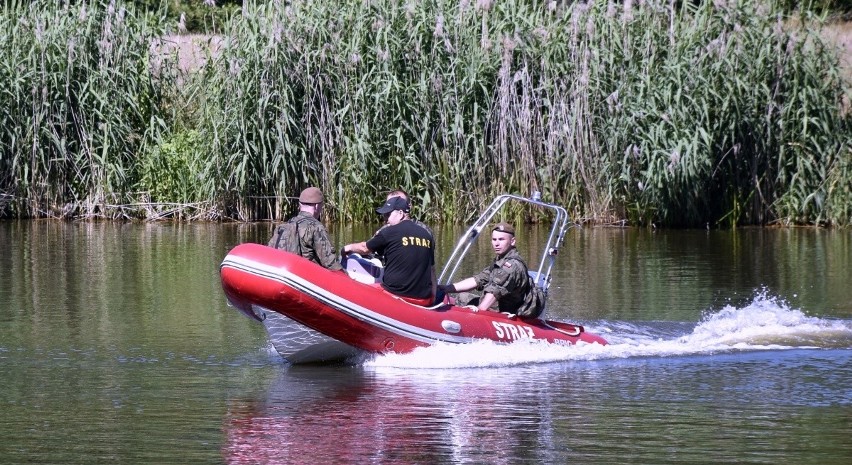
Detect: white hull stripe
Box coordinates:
(222, 256, 473, 344)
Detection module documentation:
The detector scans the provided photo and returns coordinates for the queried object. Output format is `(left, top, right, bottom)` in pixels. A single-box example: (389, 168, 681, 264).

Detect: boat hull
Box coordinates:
(220, 243, 607, 357)
(257, 307, 364, 364)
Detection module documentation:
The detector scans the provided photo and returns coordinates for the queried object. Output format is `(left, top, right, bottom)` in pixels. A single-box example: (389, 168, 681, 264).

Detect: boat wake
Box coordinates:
(366, 293, 852, 369)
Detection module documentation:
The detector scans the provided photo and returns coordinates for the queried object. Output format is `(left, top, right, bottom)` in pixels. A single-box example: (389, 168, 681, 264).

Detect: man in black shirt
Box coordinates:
(343, 196, 436, 306)
(375, 188, 433, 239)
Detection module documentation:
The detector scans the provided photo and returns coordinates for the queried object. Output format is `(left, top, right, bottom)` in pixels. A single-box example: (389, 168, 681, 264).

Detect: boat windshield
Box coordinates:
(438, 193, 570, 293)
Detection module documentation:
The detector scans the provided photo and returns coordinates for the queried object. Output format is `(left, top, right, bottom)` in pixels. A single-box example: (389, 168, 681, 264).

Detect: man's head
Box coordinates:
(386, 188, 409, 201)
(490, 222, 516, 257)
(376, 196, 410, 225)
(298, 187, 324, 218)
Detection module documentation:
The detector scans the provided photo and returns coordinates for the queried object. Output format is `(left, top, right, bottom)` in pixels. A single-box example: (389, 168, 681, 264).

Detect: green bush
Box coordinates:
(139, 129, 203, 204)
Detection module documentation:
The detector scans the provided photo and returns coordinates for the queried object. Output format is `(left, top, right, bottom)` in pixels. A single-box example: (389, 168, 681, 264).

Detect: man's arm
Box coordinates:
(477, 293, 498, 312)
(314, 228, 342, 271)
(342, 241, 371, 255)
(442, 277, 478, 293)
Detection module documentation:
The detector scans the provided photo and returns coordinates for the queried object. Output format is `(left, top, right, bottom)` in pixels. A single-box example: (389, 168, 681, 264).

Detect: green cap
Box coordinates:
(298, 187, 323, 204)
(492, 222, 515, 236)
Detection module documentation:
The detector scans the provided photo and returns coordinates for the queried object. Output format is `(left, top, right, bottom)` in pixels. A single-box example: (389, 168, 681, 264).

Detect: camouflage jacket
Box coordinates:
(268, 211, 342, 271)
(472, 248, 531, 313)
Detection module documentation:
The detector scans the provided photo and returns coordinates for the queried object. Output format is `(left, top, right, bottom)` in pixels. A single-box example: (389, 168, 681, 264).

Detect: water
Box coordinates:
(1, 221, 850, 464)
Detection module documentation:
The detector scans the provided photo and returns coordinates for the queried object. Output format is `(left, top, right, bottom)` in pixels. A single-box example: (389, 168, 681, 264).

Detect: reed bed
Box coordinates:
(0, 1, 174, 218)
(197, 0, 850, 226)
(1, 0, 850, 226)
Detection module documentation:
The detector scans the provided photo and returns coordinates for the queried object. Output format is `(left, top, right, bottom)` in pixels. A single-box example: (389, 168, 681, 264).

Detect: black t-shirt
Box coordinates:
(366, 220, 435, 299)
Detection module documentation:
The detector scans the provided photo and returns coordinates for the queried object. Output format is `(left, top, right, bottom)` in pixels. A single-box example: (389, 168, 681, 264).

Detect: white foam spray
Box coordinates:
(366, 292, 852, 369)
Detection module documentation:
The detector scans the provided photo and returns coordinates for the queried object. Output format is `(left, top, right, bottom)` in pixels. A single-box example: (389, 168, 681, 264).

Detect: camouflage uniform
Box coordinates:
(462, 248, 531, 313)
(268, 211, 342, 271)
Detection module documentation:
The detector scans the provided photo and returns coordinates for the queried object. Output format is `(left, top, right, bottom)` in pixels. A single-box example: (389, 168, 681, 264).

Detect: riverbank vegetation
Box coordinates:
(1, 0, 850, 227)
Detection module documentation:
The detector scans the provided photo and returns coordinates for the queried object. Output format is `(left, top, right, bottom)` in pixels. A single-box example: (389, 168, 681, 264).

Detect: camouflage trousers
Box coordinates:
(455, 291, 482, 307)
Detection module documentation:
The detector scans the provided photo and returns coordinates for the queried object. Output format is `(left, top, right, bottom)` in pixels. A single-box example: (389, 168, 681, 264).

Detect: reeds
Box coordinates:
(2, 0, 850, 226)
(0, 0, 173, 218)
(194, 0, 849, 226)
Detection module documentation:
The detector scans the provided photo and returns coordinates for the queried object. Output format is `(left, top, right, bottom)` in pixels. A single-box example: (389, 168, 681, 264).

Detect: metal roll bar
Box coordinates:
(438, 193, 570, 294)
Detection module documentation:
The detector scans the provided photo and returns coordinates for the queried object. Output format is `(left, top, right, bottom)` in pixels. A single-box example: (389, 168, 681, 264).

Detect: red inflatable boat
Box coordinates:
(220, 194, 607, 363)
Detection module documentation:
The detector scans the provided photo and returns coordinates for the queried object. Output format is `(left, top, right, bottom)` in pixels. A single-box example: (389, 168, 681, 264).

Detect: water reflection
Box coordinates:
(1, 221, 851, 464)
(223, 344, 852, 465)
(554, 227, 852, 320)
(222, 366, 578, 464)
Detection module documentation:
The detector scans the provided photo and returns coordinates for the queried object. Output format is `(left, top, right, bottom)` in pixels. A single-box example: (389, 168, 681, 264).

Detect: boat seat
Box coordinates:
(343, 254, 384, 284)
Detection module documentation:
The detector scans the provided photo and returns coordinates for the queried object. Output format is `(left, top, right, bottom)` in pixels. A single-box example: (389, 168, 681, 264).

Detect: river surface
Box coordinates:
(1, 220, 850, 464)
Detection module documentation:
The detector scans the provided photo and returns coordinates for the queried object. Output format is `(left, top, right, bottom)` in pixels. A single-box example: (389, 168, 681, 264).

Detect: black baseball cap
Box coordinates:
(376, 196, 410, 214)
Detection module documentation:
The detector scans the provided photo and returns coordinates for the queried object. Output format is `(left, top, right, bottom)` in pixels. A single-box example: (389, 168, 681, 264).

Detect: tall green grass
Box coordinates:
(1, 0, 850, 226)
(197, 0, 850, 226)
(0, 0, 169, 218)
